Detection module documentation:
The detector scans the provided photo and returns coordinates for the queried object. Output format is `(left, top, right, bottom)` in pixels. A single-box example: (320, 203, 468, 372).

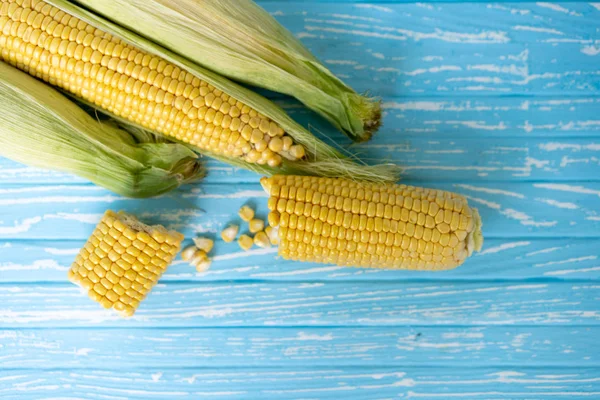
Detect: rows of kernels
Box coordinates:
(67, 210, 183, 316)
(264, 176, 477, 270)
(0, 0, 305, 166)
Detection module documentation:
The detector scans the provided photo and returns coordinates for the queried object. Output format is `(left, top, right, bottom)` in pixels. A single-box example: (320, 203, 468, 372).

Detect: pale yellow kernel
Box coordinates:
(238, 234, 253, 251)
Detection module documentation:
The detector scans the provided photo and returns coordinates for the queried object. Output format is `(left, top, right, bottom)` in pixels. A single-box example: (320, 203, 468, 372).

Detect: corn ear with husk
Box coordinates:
(0, 61, 204, 198)
(0, 0, 397, 182)
(73, 0, 381, 142)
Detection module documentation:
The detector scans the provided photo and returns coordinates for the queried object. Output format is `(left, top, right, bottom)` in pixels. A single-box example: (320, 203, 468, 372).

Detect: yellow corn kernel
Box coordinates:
(67, 210, 182, 317)
(238, 205, 255, 222)
(248, 218, 264, 234)
(181, 245, 197, 262)
(261, 175, 483, 271)
(221, 224, 239, 243)
(238, 234, 253, 251)
(253, 231, 271, 248)
(192, 237, 214, 253)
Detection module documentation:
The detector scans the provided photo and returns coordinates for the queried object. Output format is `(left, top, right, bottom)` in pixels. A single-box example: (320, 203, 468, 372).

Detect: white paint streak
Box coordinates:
(513, 26, 564, 35)
(212, 248, 278, 262)
(44, 248, 81, 255)
(535, 256, 597, 268)
(581, 46, 600, 56)
(0, 217, 41, 235)
(535, 199, 579, 210)
(537, 2, 583, 16)
(540, 142, 600, 151)
(545, 266, 600, 276)
(252, 266, 343, 277)
(0, 260, 67, 272)
(196, 190, 267, 199)
(478, 241, 531, 256)
(534, 184, 600, 197)
(454, 184, 525, 199)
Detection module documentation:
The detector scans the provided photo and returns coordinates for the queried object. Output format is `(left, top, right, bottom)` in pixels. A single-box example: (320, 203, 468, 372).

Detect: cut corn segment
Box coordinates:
(67, 210, 183, 316)
(238, 234, 253, 251)
(248, 218, 265, 234)
(261, 175, 483, 270)
(0, 0, 303, 167)
(221, 225, 239, 243)
(238, 205, 255, 222)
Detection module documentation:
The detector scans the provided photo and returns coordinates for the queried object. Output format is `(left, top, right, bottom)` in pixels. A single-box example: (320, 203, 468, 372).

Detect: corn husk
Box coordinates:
(71, 0, 380, 142)
(0, 61, 204, 198)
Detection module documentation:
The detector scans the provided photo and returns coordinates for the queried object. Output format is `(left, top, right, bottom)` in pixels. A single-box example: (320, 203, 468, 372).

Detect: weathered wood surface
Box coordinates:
(1, 2, 599, 398)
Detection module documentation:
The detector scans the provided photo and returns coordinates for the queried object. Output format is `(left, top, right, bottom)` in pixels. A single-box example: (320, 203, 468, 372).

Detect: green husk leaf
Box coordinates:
(70, 0, 381, 141)
(47, 0, 397, 182)
(0, 61, 204, 198)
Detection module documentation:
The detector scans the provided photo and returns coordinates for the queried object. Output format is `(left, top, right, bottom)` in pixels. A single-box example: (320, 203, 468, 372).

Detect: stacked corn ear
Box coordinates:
(262, 176, 483, 270)
(0, 0, 398, 182)
(0, 60, 204, 197)
(68, 210, 184, 317)
(72, 0, 382, 142)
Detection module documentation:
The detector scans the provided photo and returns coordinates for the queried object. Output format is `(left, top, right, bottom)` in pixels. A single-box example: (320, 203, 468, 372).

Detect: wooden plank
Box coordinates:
(0, 182, 598, 241)
(1, 282, 597, 327)
(1, 238, 598, 282)
(261, 2, 600, 97)
(1, 326, 597, 369)
(1, 368, 599, 399)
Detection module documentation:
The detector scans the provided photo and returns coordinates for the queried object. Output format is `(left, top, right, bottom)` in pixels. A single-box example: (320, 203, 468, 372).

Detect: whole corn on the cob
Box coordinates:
(261, 175, 484, 270)
(73, 0, 382, 142)
(0, 60, 204, 197)
(68, 210, 184, 317)
(0, 0, 397, 182)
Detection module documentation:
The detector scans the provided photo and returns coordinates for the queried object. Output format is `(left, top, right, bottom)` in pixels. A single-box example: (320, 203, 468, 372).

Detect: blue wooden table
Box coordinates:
(1, 2, 599, 398)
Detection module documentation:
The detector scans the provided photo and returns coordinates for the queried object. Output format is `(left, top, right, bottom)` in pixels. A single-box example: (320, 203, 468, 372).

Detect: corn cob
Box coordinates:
(261, 176, 483, 270)
(0, 0, 398, 182)
(68, 210, 184, 317)
(73, 0, 382, 141)
(0, 60, 203, 198)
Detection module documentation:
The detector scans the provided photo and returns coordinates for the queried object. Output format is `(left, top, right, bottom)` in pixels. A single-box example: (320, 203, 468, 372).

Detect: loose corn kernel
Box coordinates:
(238, 205, 255, 222)
(253, 231, 271, 248)
(195, 259, 212, 273)
(238, 234, 253, 251)
(248, 218, 264, 233)
(67, 210, 183, 317)
(261, 175, 483, 271)
(193, 237, 214, 253)
(181, 245, 197, 262)
(221, 224, 239, 243)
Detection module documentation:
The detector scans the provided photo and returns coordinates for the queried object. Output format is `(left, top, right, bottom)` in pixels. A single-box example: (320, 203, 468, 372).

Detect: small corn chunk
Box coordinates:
(238, 205, 255, 222)
(238, 234, 254, 251)
(253, 231, 271, 248)
(0, 0, 307, 167)
(181, 245, 197, 262)
(67, 210, 183, 317)
(221, 225, 239, 243)
(193, 237, 214, 253)
(248, 219, 265, 234)
(261, 175, 484, 271)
